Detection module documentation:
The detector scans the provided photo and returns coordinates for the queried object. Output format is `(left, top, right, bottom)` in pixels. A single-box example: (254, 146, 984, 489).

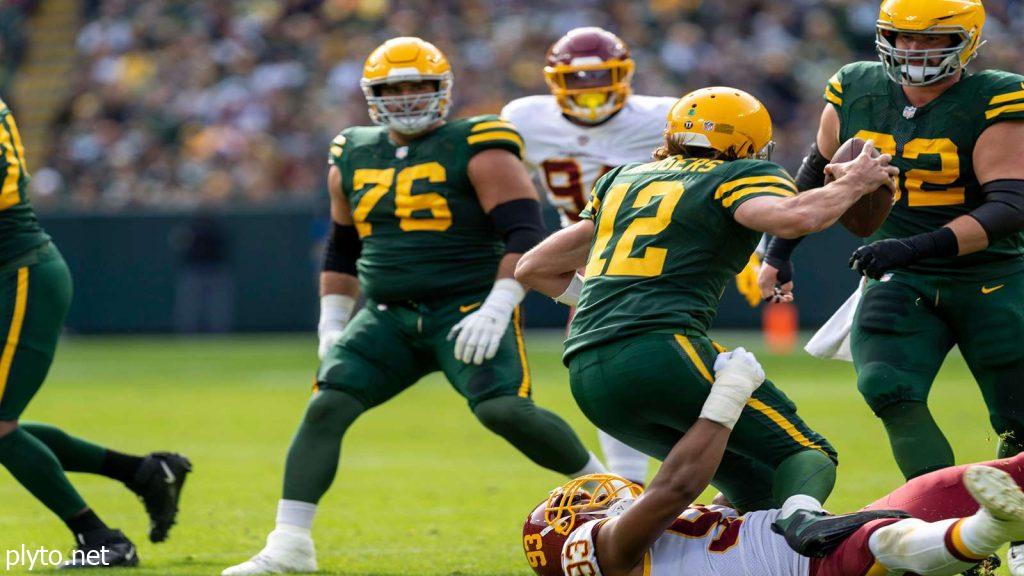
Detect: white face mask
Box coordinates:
(875, 29, 976, 87)
(360, 74, 452, 135)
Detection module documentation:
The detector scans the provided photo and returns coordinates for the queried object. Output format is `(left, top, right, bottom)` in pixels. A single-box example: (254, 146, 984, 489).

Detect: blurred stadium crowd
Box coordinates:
(15, 0, 1024, 211)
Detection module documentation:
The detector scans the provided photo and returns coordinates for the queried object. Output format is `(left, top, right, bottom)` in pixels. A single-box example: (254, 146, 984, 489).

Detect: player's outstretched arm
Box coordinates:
(318, 165, 361, 360)
(514, 220, 593, 306)
(735, 141, 898, 239)
(595, 350, 766, 576)
(849, 122, 1024, 279)
(447, 149, 545, 365)
(759, 104, 843, 301)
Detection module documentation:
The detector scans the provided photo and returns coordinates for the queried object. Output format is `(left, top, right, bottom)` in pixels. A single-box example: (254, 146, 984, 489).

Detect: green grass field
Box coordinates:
(0, 331, 1010, 575)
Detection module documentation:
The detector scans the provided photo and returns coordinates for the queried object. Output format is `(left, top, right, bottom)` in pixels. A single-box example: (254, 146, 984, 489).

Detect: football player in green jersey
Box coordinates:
(761, 0, 1024, 554)
(516, 87, 898, 512)
(0, 100, 191, 566)
(222, 37, 606, 575)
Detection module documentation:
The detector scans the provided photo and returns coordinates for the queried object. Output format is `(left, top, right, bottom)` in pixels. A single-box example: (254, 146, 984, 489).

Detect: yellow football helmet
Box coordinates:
(876, 0, 986, 86)
(665, 87, 775, 160)
(360, 37, 453, 135)
(543, 28, 635, 124)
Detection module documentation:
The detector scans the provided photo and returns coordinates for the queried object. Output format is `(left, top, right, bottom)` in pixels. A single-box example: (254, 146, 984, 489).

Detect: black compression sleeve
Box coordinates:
(971, 179, 1024, 242)
(489, 198, 546, 254)
(795, 142, 830, 192)
(323, 222, 361, 275)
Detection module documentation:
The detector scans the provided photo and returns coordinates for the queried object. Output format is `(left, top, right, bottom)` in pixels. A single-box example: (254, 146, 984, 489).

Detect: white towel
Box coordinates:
(804, 278, 866, 362)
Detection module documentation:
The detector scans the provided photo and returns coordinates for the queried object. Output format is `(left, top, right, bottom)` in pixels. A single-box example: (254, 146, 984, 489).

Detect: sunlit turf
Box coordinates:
(0, 331, 1007, 574)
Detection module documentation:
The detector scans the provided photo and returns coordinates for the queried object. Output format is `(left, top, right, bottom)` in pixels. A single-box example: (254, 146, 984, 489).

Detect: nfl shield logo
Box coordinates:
(396, 146, 409, 159)
(578, 135, 590, 146)
(903, 106, 917, 119)
(703, 121, 715, 131)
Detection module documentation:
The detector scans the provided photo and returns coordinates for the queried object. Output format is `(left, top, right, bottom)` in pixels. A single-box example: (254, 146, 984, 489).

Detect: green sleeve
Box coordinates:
(327, 130, 349, 167)
(983, 73, 1024, 130)
(463, 114, 524, 159)
(823, 66, 846, 113)
(714, 160, 797, 215)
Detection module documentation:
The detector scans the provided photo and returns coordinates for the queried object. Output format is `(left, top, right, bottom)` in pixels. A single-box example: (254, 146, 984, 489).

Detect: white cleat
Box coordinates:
(1008, 541, 1024, 576)
(964, 465, 1024, 526)
(222, 528, 318, 575)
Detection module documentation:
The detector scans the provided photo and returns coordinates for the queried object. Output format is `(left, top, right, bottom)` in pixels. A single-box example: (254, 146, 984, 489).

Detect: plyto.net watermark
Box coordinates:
(5, 545, 110, 570)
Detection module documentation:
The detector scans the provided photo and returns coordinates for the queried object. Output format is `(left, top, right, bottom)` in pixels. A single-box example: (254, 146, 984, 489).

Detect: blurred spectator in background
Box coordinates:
(171, 213, 234, 333)
(17, 0, 1022, 211)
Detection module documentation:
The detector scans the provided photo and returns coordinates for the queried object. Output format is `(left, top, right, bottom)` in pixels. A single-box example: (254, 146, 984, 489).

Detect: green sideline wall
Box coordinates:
(39, 210, 863, 333)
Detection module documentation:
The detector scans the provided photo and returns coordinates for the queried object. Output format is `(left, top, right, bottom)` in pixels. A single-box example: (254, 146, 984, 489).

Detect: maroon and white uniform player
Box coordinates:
(524, 348, 1024, 576)
(502, 28, 675, 485)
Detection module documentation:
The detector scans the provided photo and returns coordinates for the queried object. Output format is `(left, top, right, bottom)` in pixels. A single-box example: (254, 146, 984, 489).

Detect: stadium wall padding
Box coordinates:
(39, 210, 863, 334)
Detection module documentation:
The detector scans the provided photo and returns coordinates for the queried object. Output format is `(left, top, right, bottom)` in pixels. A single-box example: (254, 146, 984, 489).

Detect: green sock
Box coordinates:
(282, 389, 365, 503)
(472, 395, 590, 475)
(878, 402, 954, 480)
(21, 422, 106, 473)
(772, 449, 837, 506)
(0, 427, 89, 520)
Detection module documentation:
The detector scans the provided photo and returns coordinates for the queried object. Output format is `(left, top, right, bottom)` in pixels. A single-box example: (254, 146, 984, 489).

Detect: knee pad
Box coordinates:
(857, 362, 915, 414)
(302, 389, 365, 433)
(473, 396, 532, 435)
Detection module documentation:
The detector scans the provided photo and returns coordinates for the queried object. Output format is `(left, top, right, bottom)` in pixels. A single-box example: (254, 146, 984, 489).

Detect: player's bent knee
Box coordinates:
(473, 396, 532, 436)
(0, 420, 18, 438)
(857, 362, 917, 414)
(302, 389, 365, 432)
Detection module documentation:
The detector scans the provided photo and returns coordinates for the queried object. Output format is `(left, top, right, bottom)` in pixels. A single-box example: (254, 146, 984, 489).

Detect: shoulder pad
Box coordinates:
(562, 519, 606, 576)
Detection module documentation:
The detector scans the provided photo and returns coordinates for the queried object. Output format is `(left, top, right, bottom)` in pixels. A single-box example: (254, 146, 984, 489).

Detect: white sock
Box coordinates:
(598, 430, 648, 484)
(960, 508, 1018, 557)
(778, 494, 824, 519)
(869, 517, 981, 576)
(276, 499, 317, 533)
(569, 451, 608, 478)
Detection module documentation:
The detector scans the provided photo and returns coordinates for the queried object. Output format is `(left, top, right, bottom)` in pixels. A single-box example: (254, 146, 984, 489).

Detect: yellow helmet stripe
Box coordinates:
(989, 89, 1024, 107)
(472, 120, 517, 133)
(467, 130, 525, 150)
(721, 187, 796, 208)
(986, 102, 1024, 121)
(715, 175, 796, 198)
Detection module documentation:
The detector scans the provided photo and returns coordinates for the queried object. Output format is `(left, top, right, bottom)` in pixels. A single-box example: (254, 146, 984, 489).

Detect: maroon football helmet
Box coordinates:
(522, 474, 644, 576)
(544, 27, 635, 123)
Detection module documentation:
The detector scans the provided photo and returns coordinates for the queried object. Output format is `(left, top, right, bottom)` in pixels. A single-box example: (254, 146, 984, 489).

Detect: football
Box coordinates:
(830, 137, 895, 238)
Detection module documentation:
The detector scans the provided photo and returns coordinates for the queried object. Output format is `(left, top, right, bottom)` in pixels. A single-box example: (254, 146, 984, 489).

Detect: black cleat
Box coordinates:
(961, 554, 1001, 576)
(772, 508, 911, 558)
(127, 452, 192, 543)
(61, 528, 138, 569)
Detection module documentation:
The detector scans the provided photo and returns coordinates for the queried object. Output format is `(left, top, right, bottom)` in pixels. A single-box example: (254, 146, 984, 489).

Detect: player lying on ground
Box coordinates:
(524, 347, 1024, 576)
(222, 37, 607, 576)
(516, 86, 897, 512)
(0, 99, 190, 568)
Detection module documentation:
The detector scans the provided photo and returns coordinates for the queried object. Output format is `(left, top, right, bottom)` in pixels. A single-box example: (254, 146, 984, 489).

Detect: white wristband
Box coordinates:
(480, 278, 526, 318)
(553, 273, 584, 307)
(319, 294, 356, 335)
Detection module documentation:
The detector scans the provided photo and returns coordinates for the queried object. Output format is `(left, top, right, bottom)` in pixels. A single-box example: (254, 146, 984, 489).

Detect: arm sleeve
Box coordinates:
(823, 69, 844, 114)
(578, 166, 626, 220)
(327, 131, 347, 167)
(465, 115, 524, 159)
(714, 162, 798, 216)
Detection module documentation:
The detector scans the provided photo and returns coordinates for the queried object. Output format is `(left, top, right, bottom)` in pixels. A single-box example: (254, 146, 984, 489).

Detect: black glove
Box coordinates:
(849, 239, 917, 279)
(849, 228, 959, 279)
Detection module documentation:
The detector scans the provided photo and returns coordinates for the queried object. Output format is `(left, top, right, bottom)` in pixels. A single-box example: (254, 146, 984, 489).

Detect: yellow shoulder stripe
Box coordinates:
(721, 187, 795, 208)
(715, 175, 796, 198)
(472, 120, 517, 133)
(986, 102, 1024, 120)
(989, 88, 1024, 106)
(828, 74, 842, 95)
(467, 130, 525, 150)
(824, 90, 843, 107)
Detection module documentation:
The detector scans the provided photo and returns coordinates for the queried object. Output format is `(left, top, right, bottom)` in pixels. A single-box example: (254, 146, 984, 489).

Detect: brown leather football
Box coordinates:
(830, 137, 895, 238)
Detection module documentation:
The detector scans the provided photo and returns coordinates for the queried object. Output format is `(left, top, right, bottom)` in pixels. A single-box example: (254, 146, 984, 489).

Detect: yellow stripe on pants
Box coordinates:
(0, 267, 29, 403)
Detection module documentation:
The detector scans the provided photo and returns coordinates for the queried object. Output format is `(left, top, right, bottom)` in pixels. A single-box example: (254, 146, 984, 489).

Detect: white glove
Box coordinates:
(317, 294, 356, 360)
(447, 278, 526, 365)
(553, 273, 584, 307)
(701, 347, 765, 429)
